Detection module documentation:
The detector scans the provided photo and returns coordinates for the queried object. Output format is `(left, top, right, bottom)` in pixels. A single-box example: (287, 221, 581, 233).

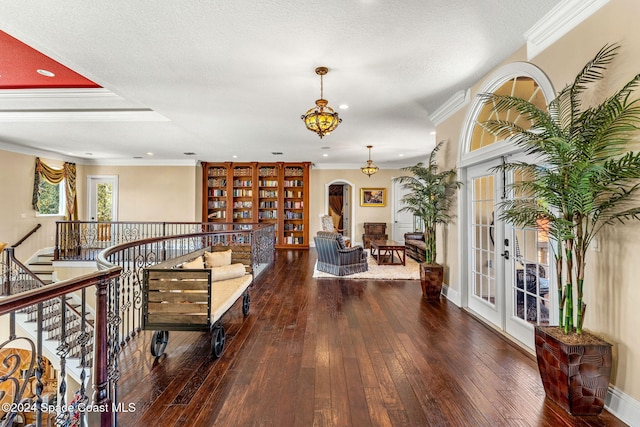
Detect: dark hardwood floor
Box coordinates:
(117, 249, 626, 426)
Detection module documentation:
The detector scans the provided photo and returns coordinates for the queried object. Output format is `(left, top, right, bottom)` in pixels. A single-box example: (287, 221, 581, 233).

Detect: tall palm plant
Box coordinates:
(394, 141, 462, 265)
(479, 44, 640, 334)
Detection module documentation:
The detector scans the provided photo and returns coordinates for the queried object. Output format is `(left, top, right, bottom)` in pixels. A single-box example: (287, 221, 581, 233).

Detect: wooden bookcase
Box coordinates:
(202, 161, 310, 248)
(231, 163, 256, 224)
(204, 163, 229, 223)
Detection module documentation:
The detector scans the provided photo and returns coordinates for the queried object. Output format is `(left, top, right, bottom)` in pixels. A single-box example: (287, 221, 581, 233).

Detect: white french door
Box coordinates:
(467, 160, 502, 328)
(87, 175, 118, 222)
(503, 162, 556, 346)
(466, 156, 556, 350)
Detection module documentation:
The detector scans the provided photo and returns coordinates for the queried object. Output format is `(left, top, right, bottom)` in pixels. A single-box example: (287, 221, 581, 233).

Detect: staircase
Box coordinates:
(26, 251, 54, 284)
(14, 248, 96, 382)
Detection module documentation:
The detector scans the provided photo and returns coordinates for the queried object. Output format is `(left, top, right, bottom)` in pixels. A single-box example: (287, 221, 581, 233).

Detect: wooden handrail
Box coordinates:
(0, 267, 121, 316)
(12, 223, 41, 248)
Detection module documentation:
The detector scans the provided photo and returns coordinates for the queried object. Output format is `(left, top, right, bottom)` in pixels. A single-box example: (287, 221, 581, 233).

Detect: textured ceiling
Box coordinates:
(0, 0, 560, 167)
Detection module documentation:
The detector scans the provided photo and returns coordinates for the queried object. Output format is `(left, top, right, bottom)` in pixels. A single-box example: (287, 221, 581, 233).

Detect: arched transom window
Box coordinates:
(470, 76, 548, 152)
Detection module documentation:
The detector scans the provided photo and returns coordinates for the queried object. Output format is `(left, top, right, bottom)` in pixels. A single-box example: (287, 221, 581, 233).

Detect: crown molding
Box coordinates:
(0, 88, 118, 99)
(0, 140, 84, 163)
(429, 89, 470, 126)
(0, 109, 168, 122)
(524, 0, 610, 60)
(80, 158, 200, 166)
(0, 142, 199, 166)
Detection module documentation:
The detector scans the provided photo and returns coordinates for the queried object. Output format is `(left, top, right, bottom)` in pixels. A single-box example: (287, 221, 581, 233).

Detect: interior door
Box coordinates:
(391, 178, 414, 241)
(342, 184, 351, 238)
(466, 160, 502, 328)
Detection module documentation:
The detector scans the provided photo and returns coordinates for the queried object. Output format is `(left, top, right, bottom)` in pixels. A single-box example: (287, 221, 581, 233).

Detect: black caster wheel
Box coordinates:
(150, 330, 169, 357)
(242, 293, 251, 316)
(211, 325, 226, 358)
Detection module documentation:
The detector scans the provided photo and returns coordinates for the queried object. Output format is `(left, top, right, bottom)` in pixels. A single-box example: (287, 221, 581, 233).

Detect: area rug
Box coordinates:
(313, 251, 420, 280)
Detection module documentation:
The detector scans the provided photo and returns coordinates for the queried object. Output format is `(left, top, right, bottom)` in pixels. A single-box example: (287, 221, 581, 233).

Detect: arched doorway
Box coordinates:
(458, 62, 557, 350)
(324, 180, 355, 241)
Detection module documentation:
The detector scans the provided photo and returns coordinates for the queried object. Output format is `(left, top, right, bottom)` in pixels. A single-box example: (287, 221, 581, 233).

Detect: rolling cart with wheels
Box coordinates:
(142, 251, 253, 359)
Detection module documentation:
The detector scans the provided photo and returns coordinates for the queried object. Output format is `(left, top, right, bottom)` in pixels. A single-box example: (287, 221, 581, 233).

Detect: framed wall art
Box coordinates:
(360, 188, 386, 207)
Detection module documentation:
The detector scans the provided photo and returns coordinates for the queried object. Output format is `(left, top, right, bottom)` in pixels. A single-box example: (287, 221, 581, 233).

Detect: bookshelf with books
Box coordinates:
(231, 163, 257, 223)
(203, 162, 230, 223)
(201, 161, 309, 248)
(258, 164, 280, 239)
(281, 163, 309, 247)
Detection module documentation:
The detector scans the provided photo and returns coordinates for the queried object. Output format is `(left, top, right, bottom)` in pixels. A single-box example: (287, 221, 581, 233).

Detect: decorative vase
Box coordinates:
(534, 326, 612, 415)
(419, 263, 443, 301)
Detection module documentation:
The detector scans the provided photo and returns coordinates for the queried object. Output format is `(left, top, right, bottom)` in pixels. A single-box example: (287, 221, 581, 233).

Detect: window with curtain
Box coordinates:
(32, 158, 78, 220)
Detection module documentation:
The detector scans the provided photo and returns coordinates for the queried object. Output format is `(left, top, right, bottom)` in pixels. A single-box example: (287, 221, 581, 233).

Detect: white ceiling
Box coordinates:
(0, 0, 560, 168)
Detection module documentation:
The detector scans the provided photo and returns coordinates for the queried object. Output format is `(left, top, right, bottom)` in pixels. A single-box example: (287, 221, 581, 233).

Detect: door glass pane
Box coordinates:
(96, 182, 113, 242)
(97, 183, 113, 221)
(509, 168, 551, 325)
(471, 175, 496, 305)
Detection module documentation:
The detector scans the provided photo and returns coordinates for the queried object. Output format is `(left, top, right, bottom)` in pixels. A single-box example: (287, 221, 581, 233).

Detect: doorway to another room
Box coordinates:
(325, 181, 353, 241)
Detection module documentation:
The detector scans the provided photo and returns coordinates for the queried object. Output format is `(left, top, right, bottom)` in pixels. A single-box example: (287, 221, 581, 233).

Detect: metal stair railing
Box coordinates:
(0, 247, 120, 427)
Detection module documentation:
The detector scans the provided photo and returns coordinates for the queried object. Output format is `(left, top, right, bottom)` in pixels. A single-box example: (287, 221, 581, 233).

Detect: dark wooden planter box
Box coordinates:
(419, 263, 443, 301)
(534, 326, 612, 416)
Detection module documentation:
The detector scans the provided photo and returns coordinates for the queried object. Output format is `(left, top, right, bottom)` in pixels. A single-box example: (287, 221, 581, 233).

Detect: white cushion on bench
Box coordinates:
(210, 274, 253, 322)
(210, 263, 246, 282)
(205, 249, 232, 267)
(182, 256, 205, 269)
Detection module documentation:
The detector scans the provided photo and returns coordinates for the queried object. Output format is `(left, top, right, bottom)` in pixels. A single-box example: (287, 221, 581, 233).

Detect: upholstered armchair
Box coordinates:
(314, 231, 367, 276)
(320, 215, 351, 247)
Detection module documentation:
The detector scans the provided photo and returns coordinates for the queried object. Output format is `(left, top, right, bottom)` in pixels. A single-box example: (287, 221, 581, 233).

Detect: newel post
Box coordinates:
(94, 276, 113, 426)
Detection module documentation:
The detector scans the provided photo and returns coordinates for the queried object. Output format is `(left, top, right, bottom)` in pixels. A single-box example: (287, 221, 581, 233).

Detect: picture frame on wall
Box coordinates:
(360, 188, 386, 207)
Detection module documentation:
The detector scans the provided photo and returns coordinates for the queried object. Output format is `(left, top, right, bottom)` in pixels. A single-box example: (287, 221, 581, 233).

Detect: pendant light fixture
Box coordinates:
(361, 145, 378, 177)
(301, 66, 342, 139)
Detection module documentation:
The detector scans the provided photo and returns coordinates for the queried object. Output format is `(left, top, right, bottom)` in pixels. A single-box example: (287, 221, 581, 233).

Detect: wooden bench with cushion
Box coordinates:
(142, 246, 252, 358)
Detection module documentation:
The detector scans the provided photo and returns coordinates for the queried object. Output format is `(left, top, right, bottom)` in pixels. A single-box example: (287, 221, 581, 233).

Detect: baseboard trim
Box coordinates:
(441, 283, 461, 306)
(606, 384, 640, 426)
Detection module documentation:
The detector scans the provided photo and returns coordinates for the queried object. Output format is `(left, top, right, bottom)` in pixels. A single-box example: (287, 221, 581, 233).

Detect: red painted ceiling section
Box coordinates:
(0, 30, 101, 89)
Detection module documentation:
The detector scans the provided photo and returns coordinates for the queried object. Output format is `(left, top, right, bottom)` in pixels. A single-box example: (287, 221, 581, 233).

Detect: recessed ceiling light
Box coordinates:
(430, 131, 436, 135)
(147, 152, 154, 156)
(232, 155, 238, 158)
(339, 104, 349, 109)
(399, 154, 404, 157)
(323, 153, 329, 157)
(37, 69, 55, 77)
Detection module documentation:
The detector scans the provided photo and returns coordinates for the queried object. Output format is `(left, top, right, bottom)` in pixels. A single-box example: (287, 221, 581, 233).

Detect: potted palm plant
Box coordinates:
(393, 140, 462, 300)
(479, 43, 640, 415)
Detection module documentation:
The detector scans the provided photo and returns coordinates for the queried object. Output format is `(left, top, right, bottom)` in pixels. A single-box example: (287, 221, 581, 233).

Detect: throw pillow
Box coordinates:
(210, 263, 246, 282)
(204, 249, 232, 268)
(182, 256, 205, 269)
